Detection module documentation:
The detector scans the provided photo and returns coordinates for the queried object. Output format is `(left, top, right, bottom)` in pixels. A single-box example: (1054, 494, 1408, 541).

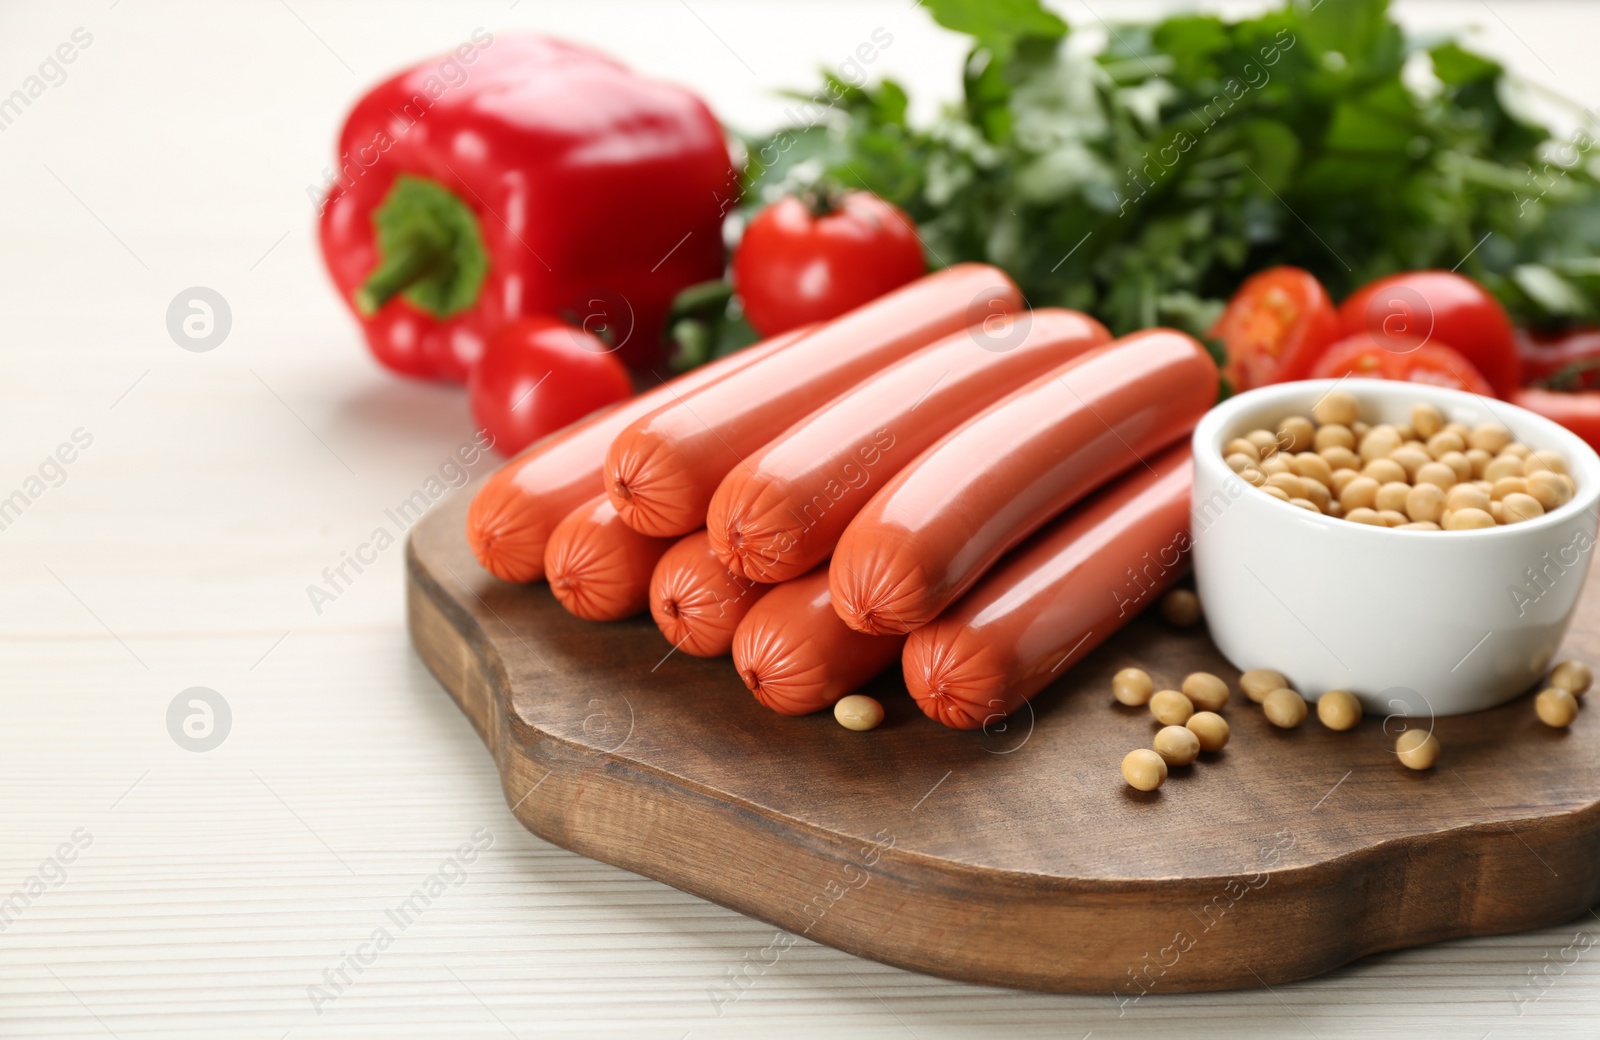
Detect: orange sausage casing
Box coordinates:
(466, 326, 809, 582)
(903, 445, 1194, 729)
(544, 494, 676, 621)
(649, 531, 771, 658)
(731, 567, 907, 716)
(830, 329, 1217, 635)
(605, 264, 1023, 538)
(706, 308, 1110, 584)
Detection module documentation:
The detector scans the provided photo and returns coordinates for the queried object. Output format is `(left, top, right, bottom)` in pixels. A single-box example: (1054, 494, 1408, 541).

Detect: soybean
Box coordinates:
(1181, 672, 1230, 712)
(1321, 446, 1361, 472)
(1535, 687, 1579, 728)
(1313, 391, 1360, 426)
(1263, 687, 1308, 728)
(1415, 462, 1457, 490)
(1550, 660, 1592, 697)
(1226, 402, 1571, 531)
(1468, 425, 1513, 454)
(1186, 711, 1230, 751)
(1443, 508, 1495, 530)
(1112, 668, 1155, 706)
(1340, 476, 1380, 512)
(1359, 425, 1402, 462)
(1395, 729, 1441, 770)
(1240, 668, 1287, 703)
(1526, 471, 1571, 511)
(1362, 458, 1407, 485)
(1122, 748, 1168, 792)
(1225, 437, 1260, 461)
(1375, 481, 1411, 513)
(1150, 690, 1195, 726)
(1501, 492, 1545, 524)
(1154, 725, 1202, 766)
(834, 695, 885, 732)
(1278, 415, 1315, 453)
(1314, 424, 1355, 453)
(1316, 689, 1362, 731)
(1411, 403, 1445, 439)
(1404, 483, 1446, 524)
(1159, 588, 1203, 627)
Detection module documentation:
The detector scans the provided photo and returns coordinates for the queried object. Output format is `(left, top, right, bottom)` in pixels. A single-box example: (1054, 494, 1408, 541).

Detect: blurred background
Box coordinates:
(2, 2, 1598, 1037)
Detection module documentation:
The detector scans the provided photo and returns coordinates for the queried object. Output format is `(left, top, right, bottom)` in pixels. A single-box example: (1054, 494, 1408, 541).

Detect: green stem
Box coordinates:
(353, 234, 449, 316)
(802, 186, 842, 219)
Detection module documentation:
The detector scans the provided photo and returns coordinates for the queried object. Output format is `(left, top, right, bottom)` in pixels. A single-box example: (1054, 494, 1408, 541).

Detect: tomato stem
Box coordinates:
(1543, 357, 1600, 392)
(801, 186, 842, 219)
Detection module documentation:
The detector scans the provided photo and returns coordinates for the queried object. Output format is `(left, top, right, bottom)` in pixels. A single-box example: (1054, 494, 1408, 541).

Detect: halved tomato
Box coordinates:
(1336, 271, 1520, 398)
(1209, 266, 1340, 391)
(1309, 334, 1495, 397)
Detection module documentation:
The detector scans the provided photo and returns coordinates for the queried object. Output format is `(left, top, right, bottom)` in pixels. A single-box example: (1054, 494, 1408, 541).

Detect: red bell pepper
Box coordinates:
(318, 33, 734, 380)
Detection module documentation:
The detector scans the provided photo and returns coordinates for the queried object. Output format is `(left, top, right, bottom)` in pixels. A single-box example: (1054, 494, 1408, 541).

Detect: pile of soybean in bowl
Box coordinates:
(1222, 391, 1574, 530)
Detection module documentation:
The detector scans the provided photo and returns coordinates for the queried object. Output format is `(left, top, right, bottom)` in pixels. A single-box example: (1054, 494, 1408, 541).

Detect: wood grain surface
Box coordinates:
(409, 486, 1600, 994)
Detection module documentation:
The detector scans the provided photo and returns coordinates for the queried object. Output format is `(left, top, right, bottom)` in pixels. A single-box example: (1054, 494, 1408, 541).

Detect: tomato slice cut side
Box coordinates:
(1308, 334, 1496, 397)
(1210, 266, 1340, 391)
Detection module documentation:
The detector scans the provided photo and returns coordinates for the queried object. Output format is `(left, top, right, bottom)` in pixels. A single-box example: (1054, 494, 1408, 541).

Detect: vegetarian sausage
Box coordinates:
(902, 445, 1193, 729)
(731, 566, 907, 716)
(466, 326, 809, 582)
(605, 264, 1023, 538)
(829, 329, 1217, 634)
(544, 494, 676, 621)
(649, 530, 771, 657)
(706, 308, 1110, 584)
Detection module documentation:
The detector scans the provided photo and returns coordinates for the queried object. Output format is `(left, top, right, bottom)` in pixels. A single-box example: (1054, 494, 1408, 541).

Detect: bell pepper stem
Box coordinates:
(353, 235, 448, 316)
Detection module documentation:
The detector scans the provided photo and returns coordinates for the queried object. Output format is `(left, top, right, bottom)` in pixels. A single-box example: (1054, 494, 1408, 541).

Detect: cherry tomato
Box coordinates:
(1209, 266, 1339, 391)
(469, 317, 633, 456)
(1336, 270, 1520, 398)
(1309, 333, 1496, 396)
(732, 190, 926, 337)
(1512, 387, 1600, 452)
(1518, 326, 1600, 390)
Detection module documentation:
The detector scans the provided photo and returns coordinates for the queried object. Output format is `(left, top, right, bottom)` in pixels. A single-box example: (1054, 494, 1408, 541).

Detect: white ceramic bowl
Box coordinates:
(1191, 378, 1600, 716)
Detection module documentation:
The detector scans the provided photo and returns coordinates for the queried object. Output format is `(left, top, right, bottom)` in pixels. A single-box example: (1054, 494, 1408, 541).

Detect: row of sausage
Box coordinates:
(467, 264, 1215, 727)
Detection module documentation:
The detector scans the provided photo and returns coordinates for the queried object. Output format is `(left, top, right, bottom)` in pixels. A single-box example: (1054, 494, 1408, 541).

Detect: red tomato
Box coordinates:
(469, 317, 633, 456)
(732, 190, 926, 337)
(1512, 387, 1600, 451)
(1336, 270, 1520, 397)
(1309, 333, 1496, 396)
(1209, 266, 1339, 391)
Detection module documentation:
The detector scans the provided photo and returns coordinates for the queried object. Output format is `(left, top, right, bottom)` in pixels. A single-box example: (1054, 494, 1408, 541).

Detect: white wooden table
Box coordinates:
(3, 1, 1597, 1035)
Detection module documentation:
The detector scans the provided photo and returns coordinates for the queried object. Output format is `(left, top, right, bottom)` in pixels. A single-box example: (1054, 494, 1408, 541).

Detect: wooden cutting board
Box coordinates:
(407, 488, 1600, 995)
